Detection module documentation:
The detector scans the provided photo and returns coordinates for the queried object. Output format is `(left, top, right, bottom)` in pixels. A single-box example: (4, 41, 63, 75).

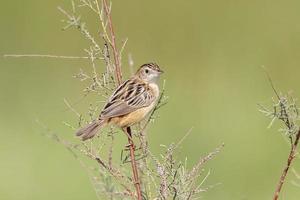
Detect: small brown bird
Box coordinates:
(76, 63, 163, 140)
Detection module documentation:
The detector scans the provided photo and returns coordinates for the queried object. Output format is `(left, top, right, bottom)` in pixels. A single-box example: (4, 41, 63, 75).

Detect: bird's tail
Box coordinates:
(75, 119, 105, 141)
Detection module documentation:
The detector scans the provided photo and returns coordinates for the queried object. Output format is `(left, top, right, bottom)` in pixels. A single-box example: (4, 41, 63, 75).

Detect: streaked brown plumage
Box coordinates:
(76, 63, 163, 140)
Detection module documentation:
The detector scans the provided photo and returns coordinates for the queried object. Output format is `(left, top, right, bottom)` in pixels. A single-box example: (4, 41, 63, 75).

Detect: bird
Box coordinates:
(76, 63, 163, 141)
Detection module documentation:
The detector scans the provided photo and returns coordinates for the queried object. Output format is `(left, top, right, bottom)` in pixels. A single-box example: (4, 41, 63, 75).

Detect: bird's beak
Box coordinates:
(158, 69, 164, 74)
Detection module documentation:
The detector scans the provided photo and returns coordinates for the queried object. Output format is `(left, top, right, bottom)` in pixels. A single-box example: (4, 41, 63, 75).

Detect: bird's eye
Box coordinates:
(145, 69, 149, 74)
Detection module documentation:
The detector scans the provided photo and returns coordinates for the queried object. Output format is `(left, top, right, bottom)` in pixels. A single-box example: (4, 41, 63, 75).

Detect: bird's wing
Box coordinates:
(99, 78, 156, 119)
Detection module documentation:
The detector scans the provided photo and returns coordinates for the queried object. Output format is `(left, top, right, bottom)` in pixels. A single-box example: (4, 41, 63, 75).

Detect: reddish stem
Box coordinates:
(102, 1, 141, 199)
(102, 0, 122, 85)
(126, 127, 142, 200)
(273, 130, 300, 200)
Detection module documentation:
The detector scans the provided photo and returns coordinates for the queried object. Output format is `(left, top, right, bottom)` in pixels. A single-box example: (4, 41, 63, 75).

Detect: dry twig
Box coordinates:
(259, 72, 300, 200)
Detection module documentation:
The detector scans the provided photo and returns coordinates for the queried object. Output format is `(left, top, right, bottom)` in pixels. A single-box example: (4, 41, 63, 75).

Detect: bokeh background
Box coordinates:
(2, 0, 300, 199)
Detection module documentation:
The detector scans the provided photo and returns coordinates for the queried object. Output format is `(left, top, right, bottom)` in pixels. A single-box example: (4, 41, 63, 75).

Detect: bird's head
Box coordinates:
(136, 63, 163, 83)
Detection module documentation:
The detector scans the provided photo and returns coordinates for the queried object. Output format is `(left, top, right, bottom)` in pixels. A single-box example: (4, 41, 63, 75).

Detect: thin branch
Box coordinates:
(102, 0, 122, 84)
(125, 127, 142, 200)
(99, 1, 141, 199)
(173, 127, 193, 150)
(58, 6, 101, 52)
(187, 143, 224, 187)
(119, 38, 128, 64)
(108, 128, 114, 169)
(3, 54, 93, 59)
(259, 72, 300, 199)
(273, 129, 300, 200)
(94, 0, 112, 44)
(37, 119, 133, 198)
(64, 98, 81, 118)
(261, 66, 280, 100)
(75, 142, 135, 197)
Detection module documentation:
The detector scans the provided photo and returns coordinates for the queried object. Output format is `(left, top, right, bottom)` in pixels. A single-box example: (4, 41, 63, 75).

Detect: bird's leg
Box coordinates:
(123, 144, 142, 152)
(122, 127, 133, 140)
(122, 127, 135, 151)
(123, 144, 132, 151)
(122, 128, 144, 153)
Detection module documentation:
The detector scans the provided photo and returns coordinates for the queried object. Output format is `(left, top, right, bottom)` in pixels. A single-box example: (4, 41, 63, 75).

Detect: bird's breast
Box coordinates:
(110, 82, 160, 128)
(115, 101, 156, 128)
(149, 83, 160, 98)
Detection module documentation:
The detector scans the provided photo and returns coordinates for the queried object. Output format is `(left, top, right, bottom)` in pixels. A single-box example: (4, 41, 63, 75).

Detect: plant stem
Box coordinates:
(101, 1, 141, 198)
(126, 127, 142, 200)
(273, 130, 300, 200)
(3, 54, 91, 59)
(102, 0, 122, 84)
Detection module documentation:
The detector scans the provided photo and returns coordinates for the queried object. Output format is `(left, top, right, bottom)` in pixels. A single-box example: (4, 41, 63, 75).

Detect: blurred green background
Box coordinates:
(2, 0, 300, 199)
